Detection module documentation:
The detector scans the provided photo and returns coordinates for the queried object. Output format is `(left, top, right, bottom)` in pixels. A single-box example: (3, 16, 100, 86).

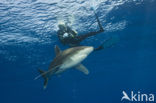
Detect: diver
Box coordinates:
(57, 12, 112, 51)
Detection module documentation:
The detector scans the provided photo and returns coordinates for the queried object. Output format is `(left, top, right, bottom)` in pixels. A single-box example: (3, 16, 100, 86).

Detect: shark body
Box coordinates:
(35, 45, 94, 89)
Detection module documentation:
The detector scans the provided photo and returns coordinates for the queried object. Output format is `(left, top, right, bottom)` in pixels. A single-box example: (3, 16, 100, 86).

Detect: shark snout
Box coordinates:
(83, 46, 94, 54)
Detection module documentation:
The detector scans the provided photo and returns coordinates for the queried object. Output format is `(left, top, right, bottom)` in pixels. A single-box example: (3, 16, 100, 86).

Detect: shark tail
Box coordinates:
(38, 69, 49, 89)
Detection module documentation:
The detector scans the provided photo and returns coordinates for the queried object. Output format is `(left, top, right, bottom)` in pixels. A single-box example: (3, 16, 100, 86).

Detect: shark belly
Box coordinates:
(55, 54, 87, 74)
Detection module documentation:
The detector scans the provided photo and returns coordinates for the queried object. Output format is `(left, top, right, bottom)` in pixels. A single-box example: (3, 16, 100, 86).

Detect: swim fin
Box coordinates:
(94, 36, 119, 51)
(94, 11, 104, 32)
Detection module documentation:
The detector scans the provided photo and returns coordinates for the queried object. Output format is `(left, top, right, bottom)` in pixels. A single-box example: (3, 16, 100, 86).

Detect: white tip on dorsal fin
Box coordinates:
(75, 64, 89, 75)
(54, 45, 61, 56)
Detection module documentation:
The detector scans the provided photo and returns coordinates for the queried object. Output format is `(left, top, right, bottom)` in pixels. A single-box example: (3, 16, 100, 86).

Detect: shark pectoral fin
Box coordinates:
(75, 64, 89, 75)
(55, 45, 62, 56)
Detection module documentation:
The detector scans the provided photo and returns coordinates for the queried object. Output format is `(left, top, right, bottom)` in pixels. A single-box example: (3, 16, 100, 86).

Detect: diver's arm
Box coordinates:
(70, 29, 77, 36)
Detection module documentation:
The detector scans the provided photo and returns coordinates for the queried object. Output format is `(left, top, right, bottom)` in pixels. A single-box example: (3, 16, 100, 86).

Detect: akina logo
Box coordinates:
(121, 91, 155, 102)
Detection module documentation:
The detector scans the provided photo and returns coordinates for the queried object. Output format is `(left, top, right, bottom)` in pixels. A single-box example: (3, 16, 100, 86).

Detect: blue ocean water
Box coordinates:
(0, 0, 156, 103)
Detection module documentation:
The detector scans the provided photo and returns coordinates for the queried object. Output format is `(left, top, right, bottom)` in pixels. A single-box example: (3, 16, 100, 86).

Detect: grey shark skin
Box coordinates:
(35, 45, 94, 89)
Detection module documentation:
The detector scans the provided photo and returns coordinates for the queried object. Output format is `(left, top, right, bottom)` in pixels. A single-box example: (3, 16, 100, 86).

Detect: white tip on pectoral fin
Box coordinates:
(75, 64, 89, 75)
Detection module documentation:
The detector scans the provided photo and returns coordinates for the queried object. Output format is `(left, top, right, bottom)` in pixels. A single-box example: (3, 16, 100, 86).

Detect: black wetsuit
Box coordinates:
(57, 12, 104, 50)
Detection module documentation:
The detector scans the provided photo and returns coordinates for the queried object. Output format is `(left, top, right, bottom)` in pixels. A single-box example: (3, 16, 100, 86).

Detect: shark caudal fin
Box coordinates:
(35, 69, 49, 89)
(38, 69, 49, 89)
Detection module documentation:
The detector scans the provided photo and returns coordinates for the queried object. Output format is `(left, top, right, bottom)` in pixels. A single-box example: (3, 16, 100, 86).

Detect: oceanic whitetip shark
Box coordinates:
(35, 45, 94, 89)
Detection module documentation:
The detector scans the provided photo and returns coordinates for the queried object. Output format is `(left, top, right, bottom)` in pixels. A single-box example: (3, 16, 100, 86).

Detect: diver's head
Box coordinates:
(58, 24, 67, 31)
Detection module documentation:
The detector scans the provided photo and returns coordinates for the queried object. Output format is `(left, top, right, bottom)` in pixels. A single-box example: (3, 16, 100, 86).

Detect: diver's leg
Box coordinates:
(94, 11, 104, 31)
(76, 32, 100, 42)
(76, 11, 104, 42)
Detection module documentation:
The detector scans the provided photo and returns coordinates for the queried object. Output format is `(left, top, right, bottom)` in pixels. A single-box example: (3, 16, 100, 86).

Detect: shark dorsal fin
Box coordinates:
(55, 45, 61, 56)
